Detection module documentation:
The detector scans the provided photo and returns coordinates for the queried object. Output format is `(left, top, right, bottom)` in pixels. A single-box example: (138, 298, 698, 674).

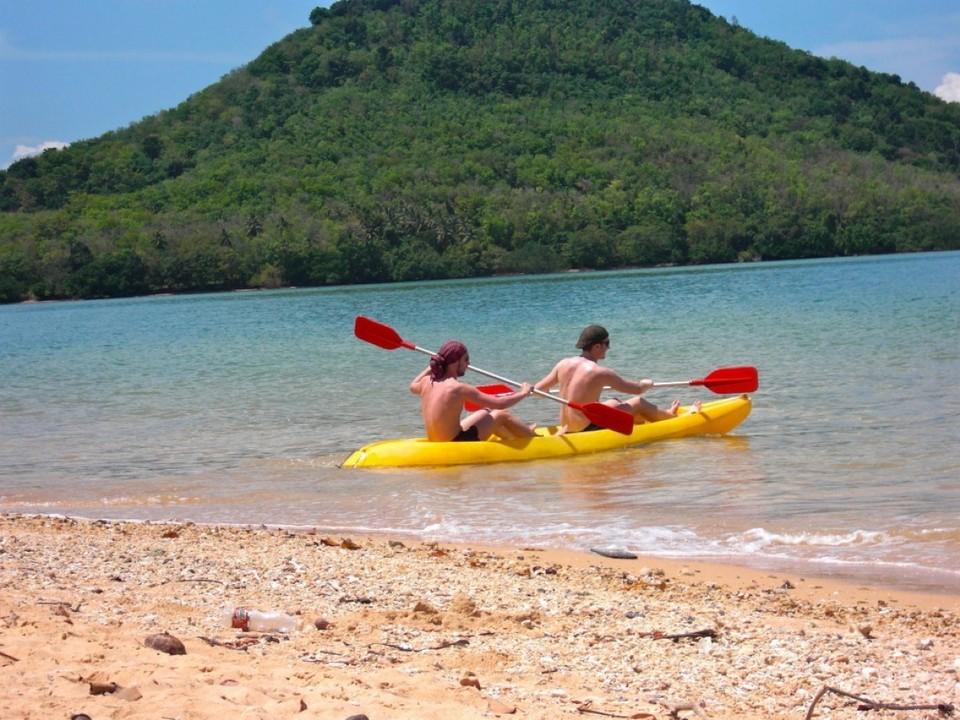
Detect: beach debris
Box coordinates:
(300, 649, 349, 664)
(198, 635, 258, 651)
(642, 629, 718, 642)
(655, 699, 708, 719)
(460, 674, 481, 689)
(486, 697, 517, 714)
(575, 699, 655, 717)
(39, 599, 82, 613)
(366, 637, 470, 654)
(113, 685, 143, 702)
(144, 632, 186, 655)
(0, 650, 19, 664)
(88, 681, 141, 702)
(804, 685, 955, 719)
(320, 536, 361, 549)
(339, 596, 373, 605)
(590, 546, 638, 560)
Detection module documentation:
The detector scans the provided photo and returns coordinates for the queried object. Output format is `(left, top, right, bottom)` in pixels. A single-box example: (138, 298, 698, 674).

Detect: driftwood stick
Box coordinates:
(38, 600, 82, 612)
(575, 701, 632, 717)
(366, 638, 471, 653)
(197, 636, 256, 651)
(805, 685, 955, 719)
(655, 629, 717, 642)
(642, 628, 717, 641)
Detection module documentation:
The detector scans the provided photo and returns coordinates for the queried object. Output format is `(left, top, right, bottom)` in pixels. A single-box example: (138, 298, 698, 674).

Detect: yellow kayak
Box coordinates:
(343, 394, 752, 468)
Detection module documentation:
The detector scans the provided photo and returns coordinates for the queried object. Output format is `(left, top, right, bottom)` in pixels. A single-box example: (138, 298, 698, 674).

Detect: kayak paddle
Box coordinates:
(653, 366, 758, 393)
(354, 316, 635, 435)
(472, 366, 758, 403)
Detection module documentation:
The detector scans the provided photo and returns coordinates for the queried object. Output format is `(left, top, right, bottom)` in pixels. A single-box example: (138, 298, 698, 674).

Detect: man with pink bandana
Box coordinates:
(409, 340, 537, 442)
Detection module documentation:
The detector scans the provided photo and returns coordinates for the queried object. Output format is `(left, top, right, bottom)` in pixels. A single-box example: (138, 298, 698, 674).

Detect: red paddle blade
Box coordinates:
(572, 401, 635, 435)
(692, 366, 758, 393)
(465, 384, 515, 412)
(354, 316, 406, 350)
(477, 383, 514, 396)
(473, 385, 634, 434)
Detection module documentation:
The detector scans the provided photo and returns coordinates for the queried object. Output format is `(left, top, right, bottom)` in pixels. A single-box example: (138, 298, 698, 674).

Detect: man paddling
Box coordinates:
(410, 340, 537, 442)
(535, 325, 701, 433)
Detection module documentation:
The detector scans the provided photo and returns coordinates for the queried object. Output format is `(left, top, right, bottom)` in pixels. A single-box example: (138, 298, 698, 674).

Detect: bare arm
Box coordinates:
(604, 370, 653, 396)
(409, 368, 430, 395)
(534, 363, 560, 393)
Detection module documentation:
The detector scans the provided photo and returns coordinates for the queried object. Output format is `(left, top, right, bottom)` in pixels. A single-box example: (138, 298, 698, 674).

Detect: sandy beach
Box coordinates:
(1, 514, 957, 720)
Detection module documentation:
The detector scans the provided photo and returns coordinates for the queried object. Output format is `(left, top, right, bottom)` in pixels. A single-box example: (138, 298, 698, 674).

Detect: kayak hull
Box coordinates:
(342, 394, 751, 468)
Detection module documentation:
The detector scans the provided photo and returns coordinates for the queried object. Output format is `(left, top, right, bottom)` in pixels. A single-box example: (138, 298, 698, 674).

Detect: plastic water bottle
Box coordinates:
(222, 606, 299, 633)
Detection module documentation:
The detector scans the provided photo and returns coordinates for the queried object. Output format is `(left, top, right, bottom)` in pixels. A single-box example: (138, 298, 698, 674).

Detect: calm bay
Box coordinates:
(1, 251, 958, 592)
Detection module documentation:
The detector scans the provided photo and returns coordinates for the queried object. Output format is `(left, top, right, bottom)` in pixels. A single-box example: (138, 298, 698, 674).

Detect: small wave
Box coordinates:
(735, 527, 885, 552)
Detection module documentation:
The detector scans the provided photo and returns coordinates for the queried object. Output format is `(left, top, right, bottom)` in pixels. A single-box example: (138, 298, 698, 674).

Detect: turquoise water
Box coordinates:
(2, 252, 958, 592)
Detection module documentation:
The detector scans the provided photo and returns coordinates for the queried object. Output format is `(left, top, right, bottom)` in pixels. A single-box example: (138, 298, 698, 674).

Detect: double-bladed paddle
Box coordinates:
(473, 366, 758, 400)
(652, 366, 758, 393)
(354, 316, 635, 435)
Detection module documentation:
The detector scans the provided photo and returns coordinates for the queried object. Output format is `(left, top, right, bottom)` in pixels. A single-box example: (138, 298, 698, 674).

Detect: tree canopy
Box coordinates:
(2, 0, 959, 302)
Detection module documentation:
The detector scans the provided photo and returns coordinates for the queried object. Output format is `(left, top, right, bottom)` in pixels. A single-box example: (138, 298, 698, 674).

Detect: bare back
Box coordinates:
(413, 376, 471, 442)
(548, 356, 620, 431)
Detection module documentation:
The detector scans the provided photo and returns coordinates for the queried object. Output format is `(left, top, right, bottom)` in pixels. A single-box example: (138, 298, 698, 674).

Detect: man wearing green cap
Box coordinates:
(535, 325, 700, 433)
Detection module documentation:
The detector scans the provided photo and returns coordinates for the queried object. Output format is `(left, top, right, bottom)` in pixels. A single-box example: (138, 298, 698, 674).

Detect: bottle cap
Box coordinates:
(231, 607, 249, 630)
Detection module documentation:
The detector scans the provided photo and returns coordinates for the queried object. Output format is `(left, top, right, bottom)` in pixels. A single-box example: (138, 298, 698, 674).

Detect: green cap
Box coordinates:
(576, 325, 609, 349)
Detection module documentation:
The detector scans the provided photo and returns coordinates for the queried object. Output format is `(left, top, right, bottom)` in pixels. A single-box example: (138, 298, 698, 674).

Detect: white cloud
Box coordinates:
(7, 141, 70, 167)
(934, 72, 960, 102)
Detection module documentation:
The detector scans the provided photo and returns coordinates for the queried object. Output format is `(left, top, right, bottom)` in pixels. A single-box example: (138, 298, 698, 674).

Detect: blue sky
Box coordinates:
(2, 1, 959, 170)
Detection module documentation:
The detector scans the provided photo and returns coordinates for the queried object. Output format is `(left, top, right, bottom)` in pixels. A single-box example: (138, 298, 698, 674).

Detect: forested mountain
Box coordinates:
(2, 0, 960, 302)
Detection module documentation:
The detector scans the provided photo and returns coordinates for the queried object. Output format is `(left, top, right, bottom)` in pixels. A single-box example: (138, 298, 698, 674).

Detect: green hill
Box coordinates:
(2, 0, 960, 302)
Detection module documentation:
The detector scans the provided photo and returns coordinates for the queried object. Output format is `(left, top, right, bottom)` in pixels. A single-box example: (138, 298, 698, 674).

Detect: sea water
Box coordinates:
(1, 251, 958, 592)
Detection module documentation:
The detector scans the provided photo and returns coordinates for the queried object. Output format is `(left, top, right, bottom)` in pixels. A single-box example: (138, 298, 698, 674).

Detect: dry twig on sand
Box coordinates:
(805, 685, 955, 719)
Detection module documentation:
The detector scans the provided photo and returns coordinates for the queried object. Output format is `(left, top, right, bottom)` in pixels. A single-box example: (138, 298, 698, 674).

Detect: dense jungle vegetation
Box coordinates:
(2, 0, 960, 302)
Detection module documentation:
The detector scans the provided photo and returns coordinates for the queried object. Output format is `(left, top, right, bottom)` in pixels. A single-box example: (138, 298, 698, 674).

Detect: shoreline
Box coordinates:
(17, 510, 960, 599)
(2, 513, 957, 719)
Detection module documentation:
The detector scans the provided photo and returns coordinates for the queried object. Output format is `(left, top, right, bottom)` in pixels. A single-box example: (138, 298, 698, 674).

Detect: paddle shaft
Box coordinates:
(399, 340, 574, 409)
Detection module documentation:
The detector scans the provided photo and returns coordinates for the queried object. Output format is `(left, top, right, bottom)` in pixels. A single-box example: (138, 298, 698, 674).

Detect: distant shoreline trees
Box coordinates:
(2, 0, 959, 303)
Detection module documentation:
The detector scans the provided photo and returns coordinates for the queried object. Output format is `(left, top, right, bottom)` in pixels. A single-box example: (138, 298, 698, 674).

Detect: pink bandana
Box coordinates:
(429, 341, 468, 381)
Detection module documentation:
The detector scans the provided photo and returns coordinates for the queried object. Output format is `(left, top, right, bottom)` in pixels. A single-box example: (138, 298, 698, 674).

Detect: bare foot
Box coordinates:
(669, 399, 702, 416)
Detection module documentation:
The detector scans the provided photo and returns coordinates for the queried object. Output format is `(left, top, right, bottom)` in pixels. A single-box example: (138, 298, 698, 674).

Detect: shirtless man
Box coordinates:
(410, 340, 537, 442)
(535, 325, 701, 433)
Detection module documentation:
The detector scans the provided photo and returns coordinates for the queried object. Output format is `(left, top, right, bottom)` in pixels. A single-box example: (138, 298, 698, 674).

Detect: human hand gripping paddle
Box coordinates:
(473, 366, 759, 399)
(354, 316, 635, 435)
